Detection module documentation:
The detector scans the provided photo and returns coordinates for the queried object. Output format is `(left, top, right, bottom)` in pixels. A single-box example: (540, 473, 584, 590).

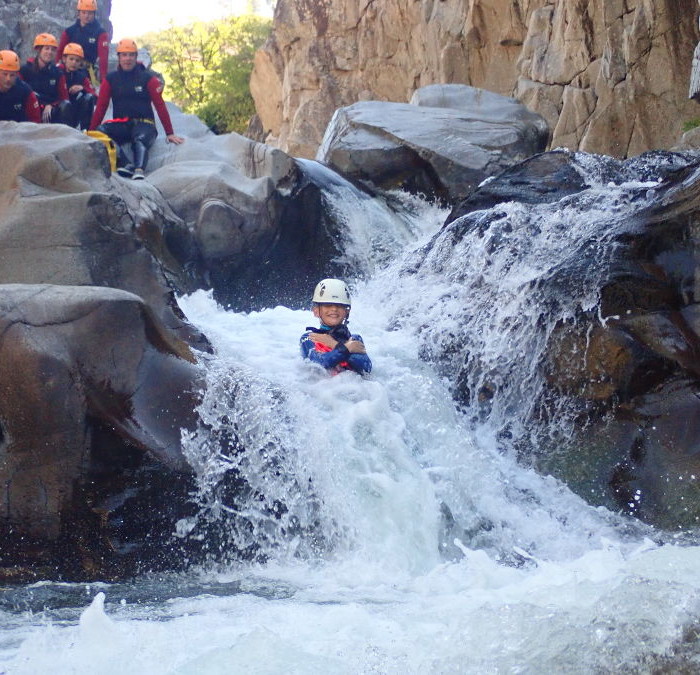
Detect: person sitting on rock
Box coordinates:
(0, 50, 41, 123)
(89, 37, 185, 180)
(300, 278, 372, 376)
(20, 33, 72, 124)
(59, 42, 95, 130)
(57, 0, 109, 88)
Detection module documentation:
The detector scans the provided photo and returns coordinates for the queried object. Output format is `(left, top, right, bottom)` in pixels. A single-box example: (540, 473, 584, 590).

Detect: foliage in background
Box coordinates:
(142, 14, 271, 134)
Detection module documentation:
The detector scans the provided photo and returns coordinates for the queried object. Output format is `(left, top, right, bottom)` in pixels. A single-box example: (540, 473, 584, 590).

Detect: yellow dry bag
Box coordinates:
(85, 130, 117, 173)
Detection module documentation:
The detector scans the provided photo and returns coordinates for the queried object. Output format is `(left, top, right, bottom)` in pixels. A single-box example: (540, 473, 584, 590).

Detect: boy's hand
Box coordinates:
(345, 339, 366, 354)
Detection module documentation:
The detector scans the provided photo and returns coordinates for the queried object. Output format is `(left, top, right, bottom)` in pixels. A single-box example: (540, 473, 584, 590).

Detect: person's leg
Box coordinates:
(99, 121, 134, 176)
(75, 92, 96, 131)
(130, 121, 158, 179)
(50, 100, 73, 126)
(67, 95, 80, 128)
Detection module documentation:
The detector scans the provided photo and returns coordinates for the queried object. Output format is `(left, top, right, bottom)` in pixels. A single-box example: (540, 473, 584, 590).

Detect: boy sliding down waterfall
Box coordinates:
(300, 278, 372, 376)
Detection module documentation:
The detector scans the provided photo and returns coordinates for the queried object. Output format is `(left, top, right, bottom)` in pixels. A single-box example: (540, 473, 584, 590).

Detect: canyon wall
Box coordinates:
(250, 0, 700, 159)
(0, 0, 111, 61)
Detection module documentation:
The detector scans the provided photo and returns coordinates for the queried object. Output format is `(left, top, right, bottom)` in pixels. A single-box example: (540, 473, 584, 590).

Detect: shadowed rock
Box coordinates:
(0, 284, 204, 581)
(402, 148, 700, 528)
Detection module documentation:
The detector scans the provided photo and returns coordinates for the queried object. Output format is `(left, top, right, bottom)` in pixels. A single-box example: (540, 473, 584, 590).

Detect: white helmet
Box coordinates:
(312, 278, 351, 307)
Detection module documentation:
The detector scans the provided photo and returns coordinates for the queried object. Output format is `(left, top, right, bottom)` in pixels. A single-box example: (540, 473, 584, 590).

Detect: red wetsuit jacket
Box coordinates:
(0, 79, 41, 123)
(19, 59, 69, 107)
(89, 64, 174, 134)
(57, 20, 109, 78)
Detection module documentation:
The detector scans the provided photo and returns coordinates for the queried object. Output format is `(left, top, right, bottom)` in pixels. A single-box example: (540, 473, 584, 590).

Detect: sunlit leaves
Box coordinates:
(142, 14, 271, 134)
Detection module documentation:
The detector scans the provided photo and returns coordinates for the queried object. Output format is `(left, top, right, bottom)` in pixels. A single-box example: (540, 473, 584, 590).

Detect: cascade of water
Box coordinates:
(8, 157, 700, 674)
(383, 161, 668, 459)
(179, 164, 652, 573)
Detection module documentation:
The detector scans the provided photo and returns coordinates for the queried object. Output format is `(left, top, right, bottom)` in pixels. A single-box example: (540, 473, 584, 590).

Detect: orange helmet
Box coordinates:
(116, 38, 138, 54)
(76, 0, 97, 9)
(63, 42, 85, 58)
(34, 33, 59, 49)
(0, 50, 20, 72)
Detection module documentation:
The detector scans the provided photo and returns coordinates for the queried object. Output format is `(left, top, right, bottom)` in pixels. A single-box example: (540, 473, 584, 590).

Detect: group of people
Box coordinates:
(0, 0, 183, 179)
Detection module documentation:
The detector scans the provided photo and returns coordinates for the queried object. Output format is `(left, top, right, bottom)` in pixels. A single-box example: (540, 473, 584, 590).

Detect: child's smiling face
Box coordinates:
(313, 303, 348, 327)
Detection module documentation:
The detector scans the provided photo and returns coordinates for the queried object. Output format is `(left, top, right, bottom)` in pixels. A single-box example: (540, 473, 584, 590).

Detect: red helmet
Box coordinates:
(34, 33, 59, 49)
(63, 42, 85, 58)
(76, 0, 97, 10)
(116, 38, 138, 54)
(0, 50, 20, 72)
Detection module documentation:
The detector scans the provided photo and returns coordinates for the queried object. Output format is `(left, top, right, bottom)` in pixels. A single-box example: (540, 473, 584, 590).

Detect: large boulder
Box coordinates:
(398, 148, 700, 528)
(0, 284, 203, 581)
(316, 90, 549, 205)
(145, 117, 384, 309)
(0, 121, 207, 349)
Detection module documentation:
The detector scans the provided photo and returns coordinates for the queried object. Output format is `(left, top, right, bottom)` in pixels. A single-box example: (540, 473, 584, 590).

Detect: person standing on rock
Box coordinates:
(57, 0, 109, 88)
(89, 38, 185, 180)
(19, 34, 72, 124)
(0, 50, 41, 123)
(59, 42, 96, 130)
(300, 278, 372, 376)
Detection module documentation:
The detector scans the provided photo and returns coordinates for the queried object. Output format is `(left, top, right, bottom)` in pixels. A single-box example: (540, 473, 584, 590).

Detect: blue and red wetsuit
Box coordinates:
(300, 324, 372, 376)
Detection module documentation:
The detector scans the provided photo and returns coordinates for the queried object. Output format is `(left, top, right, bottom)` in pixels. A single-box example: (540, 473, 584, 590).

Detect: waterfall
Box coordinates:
(5, 156, 700, 674)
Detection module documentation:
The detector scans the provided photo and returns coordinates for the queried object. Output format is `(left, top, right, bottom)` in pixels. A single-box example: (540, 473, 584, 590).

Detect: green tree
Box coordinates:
(142, 14, 271, 134)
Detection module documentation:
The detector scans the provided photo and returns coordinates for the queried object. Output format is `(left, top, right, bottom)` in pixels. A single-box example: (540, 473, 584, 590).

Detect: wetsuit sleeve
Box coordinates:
(346, 334, 372, 375)
(97, 32, 109, 78)
(300, 332, 354, 370)
(88, 78, 111, 129)
(25, 92, 41, 123)
(83, 75, 96, 95)
(147, 76, 174, 135)
(56, 31, 69, 63)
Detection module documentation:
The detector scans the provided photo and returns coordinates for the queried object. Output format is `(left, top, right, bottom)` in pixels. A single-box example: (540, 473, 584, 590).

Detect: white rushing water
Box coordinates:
(3, 176, 700, 673)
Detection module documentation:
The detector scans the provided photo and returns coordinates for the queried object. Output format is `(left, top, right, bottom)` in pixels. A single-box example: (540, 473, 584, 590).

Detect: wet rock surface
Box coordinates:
(405, 148, 700, 528)
(0, 118, 379, 579)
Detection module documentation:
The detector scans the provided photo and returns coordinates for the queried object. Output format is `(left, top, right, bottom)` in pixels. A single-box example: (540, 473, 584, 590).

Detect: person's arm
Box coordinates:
(82, 74, 96, 95)
(25, 91, 41, 123)
(97, 31, 109, 78)
(346, 334, 372, 375)
(300, 332, 354, 370)
(55, 73, 69, 103)
(88, 78, 111, 129)
(56, 31, 69, 63)
(147, 76, 184, 143)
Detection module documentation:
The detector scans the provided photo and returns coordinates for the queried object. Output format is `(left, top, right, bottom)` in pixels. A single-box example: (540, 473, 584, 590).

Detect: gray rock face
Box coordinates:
(251, 0, 698, 159)
(317, 88, 549, 204)
(145, 119, 378, 310)
(0, 121, 205, 348)
(2, 0, 112, 61)
(0, 284, 202, 579)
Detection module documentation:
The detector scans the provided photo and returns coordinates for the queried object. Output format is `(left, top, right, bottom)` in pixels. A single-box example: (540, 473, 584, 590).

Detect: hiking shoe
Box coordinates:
(116, 164, 134, 178)
(132, 169, 145, 180)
